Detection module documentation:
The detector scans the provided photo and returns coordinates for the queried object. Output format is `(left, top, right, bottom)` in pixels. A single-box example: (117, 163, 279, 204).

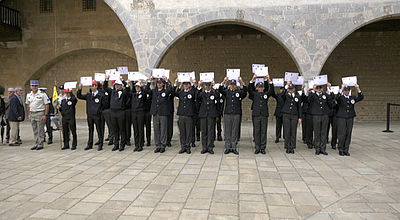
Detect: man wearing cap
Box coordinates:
(281, 82, 302, 153)
(8, 86, 25, 146)
(147, 76, 172, 153)
(60, 89, 78, 150)
(272, 87, 285, 143)
(77, 81, 104, 151)
(104, 76, 129, 151)
(26, 80, 50, 150)
(174, 78, 197, 154)
(248, 75, 274, 154)
(336, 84, 363, 156)
(219, 77, 247, 155)
(307, 84, 333, 155)
(127, 80, 148, 152)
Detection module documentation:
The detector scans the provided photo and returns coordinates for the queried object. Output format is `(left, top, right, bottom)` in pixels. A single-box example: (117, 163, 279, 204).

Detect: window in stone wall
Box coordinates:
(82, 0, 96, 11)
(40, 0, 53, 13)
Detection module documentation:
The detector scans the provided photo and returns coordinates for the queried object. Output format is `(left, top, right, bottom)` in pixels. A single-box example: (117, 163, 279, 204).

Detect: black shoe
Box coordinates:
(98, 146, 103, 151)
(224, 149, 230, 154)
(137, 147, 143, 152)
(179, 149, 185, 154)
(112, 146, 119, 151)
(255, 149, 260, 154)
(133, 147, 138, 152)
(146, 142, 151, 146)
(186, 149, 191, 154)
(191, 143, 196, 148)
(321, 151, 328, 155)
(61, 146, 69, 150)
(48, 140, 53, 145)
(9, 143, 20, 146)
(71, 146, 76, 150)
(36, 146, 43, 150)
(286, 149, 289, 153)
(154, 148, 160, 153)
(84, 146, 92, 151)
(6, 139, 9, 144)
(217, 136, 222, 141)
(201, 149, 207, 154)
(108, 141, 114, 146)
(209, 149, 214, 154)
(232, 149, 239, 155)
(94, 141, 100, 146)
(339, 151, 344, 156)
(275, 139, 279, 143)
(105, 138, 110, 142)
(290, 150, 295, 154)
(308, 144, 313, 149)
(261, 149, 266, 154)
(119, 146, 125, 151)
(345, 152, 350, 156)
(31, 146, 37, 150)
(315, 150, 320, 155)
(331, 145, 336, 150)
(159, 148, 165, 153)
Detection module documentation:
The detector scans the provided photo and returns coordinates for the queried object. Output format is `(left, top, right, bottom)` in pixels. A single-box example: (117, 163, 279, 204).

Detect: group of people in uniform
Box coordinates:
(2, 72, 363, 157)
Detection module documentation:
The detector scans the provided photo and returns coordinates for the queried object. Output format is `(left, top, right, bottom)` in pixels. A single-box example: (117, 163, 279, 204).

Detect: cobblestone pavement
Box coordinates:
(0, 121, 399, 220)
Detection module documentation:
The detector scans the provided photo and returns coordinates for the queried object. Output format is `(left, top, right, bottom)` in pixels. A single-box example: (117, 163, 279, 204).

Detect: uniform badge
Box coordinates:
(67, 101, 72, 106)
(351, 99, 355, 104)
(188, 94, 192, 99)
(138, 94, 142, 99)
(235, 93, 240, 98)
(118, 90, 122, 98)
(161, 92, 166, 97)
(215, 100, 218, 104)
(147, 94, 150, 98)
(210, 95, 215, 100)
(263, 95, 268, 99)
(294, 97, 299, 102)
(322, 95, 326, 100)
(94, 98, 99, 103)
(220, 99, 223, 103)
(105, 92, 108, 96)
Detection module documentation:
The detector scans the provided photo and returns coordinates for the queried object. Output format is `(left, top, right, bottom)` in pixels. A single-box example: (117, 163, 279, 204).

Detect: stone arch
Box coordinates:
(149, 9, 306, 76)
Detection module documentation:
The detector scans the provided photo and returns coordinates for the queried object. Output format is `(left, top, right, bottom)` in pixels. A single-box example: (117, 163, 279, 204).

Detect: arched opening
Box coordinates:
(157, 23, 300, 120)
(321, 18, 400, 121)
(26, 48, 138, 119)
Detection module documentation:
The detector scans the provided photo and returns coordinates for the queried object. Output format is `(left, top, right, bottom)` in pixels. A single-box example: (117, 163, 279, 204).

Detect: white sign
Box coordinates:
(105, 69, 119, 80)
(308, 80, 315, 89)
(152, 68, 170, 79)
(342, 76, 357, 87)
(292, 76, 304, 85)
(117, 66, 129, 74)
(200, 72, 214, 83)
(252, 64, 265, 73)
(128, 72, 148, 81)
(177, 72, 192, 82)
(330, 86, 340, 95)
(272, 78, 284, 87)
(226, 69, 240, 80)
(94, 73, 105, 82)
(285, 72, 299, 82)
(313, 75, 328, 86)
(80, 77, 92, 86)
(64, 81, 77, 89)
(254, 66, 269, 77)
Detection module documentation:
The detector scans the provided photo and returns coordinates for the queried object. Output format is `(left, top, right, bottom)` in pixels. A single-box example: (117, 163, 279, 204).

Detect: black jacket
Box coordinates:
(281, 92, 302, 118)
(197, 88, 220, 118)
(103, 80, 129, 111)
(335, 91, 364, 118)
(308, 91, 333, 116)
(60, 94, 78, 119)
(77, 89, 104, 117)
(219, 85, 247, 115)
(248, 81, 274, 117)
(175, 86, 197, 116)
(127, 83, 148, 112)
(272, 91, 284, 117)
(148, 82, 173, 116)
(8, 94, 25, 122)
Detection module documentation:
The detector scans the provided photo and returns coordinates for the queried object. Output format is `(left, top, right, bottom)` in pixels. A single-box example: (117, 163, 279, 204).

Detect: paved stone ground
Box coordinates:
(0, 120, 399, 220)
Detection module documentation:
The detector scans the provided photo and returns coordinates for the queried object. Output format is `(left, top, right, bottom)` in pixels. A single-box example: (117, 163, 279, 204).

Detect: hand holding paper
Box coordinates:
(80, 77, 93, 86)
(313, 75, 328, 86)
(285, 72, 299, 82)
(226, 69, 240, 80)
(342, 76, 357, 87)
(200, 72, 214, 83)
(272, 78, 284, 87)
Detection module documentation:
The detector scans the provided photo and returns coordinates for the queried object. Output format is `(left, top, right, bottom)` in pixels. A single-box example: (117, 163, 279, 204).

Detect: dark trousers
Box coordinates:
(200, 117, 216, 151)
(253, 115, 268, 150)
(167, 114, 173, 145)
(46, 115, 53, 141)
(191, 115, 200, 144)
(283, 113, 298, 150)
(111, 110, 126, 148)
(154, 114, 168, 149)
(144, 112, 151, 144)
(224, 114, 240, 150)
(131, 111, 145, 147)
(102, 109, 113, 140)
(1, 118, 10, 142)
(275, 115, 283, 140)
(302, 114, 307, 141)
(313, 115, 329, 152)
(125, 110, 132, 144)
(62, 117, 77, 148)
(87, 116, 103, 147)
(329, 116, 338, 147)
(216, 115, 222, 137)
(179, 116, 193, 149)
(305, 114, 314, 147)
(337, 117, 354, 153)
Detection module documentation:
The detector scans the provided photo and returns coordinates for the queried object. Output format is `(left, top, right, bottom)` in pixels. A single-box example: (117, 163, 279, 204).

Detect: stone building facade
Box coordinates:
(0, 0, 399, 120)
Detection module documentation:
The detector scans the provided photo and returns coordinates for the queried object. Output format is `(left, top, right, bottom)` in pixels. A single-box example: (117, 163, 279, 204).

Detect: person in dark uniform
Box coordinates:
(77, 81, 104, 151)
(248, 75, 274, 154)
(174, 78, 197, 154)
(103, 76, 129, 151)
(307, 84, 333, 155)
(272, 87, 285, 143)
(280, 83, 302, 154)
(219, 77, 247, 155)
(144, 91, 152, 146)
(99, 82, 114, 146)
(127, 80, 147, 152)
(336, 84, 363, 156)
(197, 81, 219, 154)
(147, 76, 172, 153)
(215, 87, 225, 142)
(303, 88, 314, 149)
(60, 89, 78, 150)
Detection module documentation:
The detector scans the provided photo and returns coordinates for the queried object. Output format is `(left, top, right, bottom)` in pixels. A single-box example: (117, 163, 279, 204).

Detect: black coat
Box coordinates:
(8, 94, 25, 122)
(197, 89, 220, 118)
(103, 80, 129, 111)
(77, 89, 104, 117)
(148, 82, 173, 116)
(60, 94, 78, 119)
(248, 81, 274, 117)
(281, 92, 302, 118)
(272, 92, 284, 117)
(175, 86, 197, 116)
(219, 85, 247, 115)
(335, 91, 364, 118)
(308, 91, 333, 116)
